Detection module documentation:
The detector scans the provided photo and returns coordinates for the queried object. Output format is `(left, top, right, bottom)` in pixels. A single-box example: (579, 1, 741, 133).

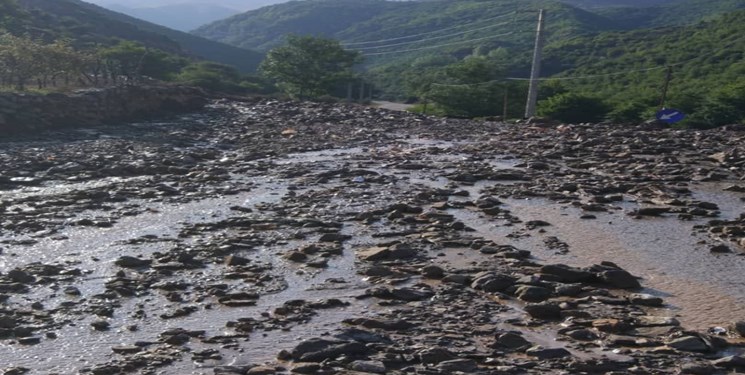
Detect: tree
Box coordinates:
(259, 35, 361, 99)
(175, 62, 242, 93)
(538, 93, 611, 123)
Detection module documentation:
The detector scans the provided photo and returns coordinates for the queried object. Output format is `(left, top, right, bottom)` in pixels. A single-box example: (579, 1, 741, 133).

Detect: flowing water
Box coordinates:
(1, 124, 744, 373)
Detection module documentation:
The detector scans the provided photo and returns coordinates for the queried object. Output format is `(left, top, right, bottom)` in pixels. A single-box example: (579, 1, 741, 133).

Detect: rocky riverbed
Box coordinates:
(0, 99, 744, 375)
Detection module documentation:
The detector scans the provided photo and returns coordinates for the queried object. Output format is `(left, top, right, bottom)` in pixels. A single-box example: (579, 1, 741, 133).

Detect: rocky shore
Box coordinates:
(0, 99, 743, 374)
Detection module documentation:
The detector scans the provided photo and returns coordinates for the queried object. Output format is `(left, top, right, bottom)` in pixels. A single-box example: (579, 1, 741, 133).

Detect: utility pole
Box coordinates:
(346, 82, 353, 103)
(658, 66, 673, 110)
(359, 81, 365, 103)
(503, 86, 509, 121)
(524, 9, 546, 119)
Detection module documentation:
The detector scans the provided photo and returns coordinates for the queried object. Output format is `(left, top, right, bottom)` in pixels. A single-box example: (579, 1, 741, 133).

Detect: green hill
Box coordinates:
(6, 0, 263, 72)
(193, 0, 619, 52)
(542, 10, 745, 103)
(596, 0, 745, 29)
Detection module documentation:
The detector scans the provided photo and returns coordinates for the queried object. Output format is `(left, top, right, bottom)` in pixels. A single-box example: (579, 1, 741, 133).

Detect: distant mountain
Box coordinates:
(595, 0, 745, 29)
(12, 0, 264, 71)
(193, 0, 618, 52)
(558, 0, 680, 9)
(84, 0, 290, 12)
(107, 3, 241, 32)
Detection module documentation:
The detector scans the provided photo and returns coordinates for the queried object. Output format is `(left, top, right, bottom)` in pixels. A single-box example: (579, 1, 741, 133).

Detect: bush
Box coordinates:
(608, 101, 649, 123)
(538, 93, 611, 123)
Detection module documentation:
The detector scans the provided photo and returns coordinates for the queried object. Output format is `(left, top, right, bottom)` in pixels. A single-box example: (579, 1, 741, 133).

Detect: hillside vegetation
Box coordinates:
(12, 0, 263, 72)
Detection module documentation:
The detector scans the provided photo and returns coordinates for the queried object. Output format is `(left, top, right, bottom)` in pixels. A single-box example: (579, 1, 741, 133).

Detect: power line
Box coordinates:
(341, 11, 517, 46)
(362, 32, 516, 56)
(351, 20, 516, 51)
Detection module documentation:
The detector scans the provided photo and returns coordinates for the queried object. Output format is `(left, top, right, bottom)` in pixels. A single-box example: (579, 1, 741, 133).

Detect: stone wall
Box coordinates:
(0, 85, 208, 134)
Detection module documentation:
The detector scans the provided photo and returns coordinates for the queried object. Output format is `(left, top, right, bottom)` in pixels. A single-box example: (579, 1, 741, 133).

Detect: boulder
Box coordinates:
(524, 302, 562, 319)
(515, 285, 552, 302)
(597, 269, 641, 289)
(526, 346, 572, 359)
(667, 336, 709, 352)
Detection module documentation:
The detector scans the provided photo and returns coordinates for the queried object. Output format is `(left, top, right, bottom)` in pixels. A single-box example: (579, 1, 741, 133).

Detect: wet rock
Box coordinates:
(524, 302, 562, 319)
(418, 347, 456, 364)
(711, 355, 745, 369)
(593, 320, 629, 337)
(597, 269, 641, 289)
(111, 345, 142, 354)
(290, 363, 321, 374)
(421, 265, 445, 279)
(349, 360, 386, 373)
(734, 321, 745, 337)
(515, 285, 552, 302)
(436, 359, 478, 372)
(246, 366, 276, 375)
(318, 233, 351, 243)
(710, 245, 731, 253)
(7, 269, 35, 284)
(628, 293, 663, 307)
(525, 346, 572, 359)
(471, 273, 516, 292)
(91, 320, 110, 331)
(369, 286, 433, 301)
(493, 332, 531, 351)
(114, 256, 151, 268)
(18, 337, 41, 345)
(345, 317, 414, 331)
(540, 264, 592, 283)
(290, 338, 368, 362)
(224, 255, 250, 266)
(636, 316, 680, 327)
(667, 336, 709, 352)
(680, 363, 718, 374)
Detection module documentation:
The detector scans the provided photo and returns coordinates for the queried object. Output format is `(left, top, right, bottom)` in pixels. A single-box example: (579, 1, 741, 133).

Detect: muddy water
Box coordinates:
(446, 181, 745, 330)
(2, 134, 745, 373)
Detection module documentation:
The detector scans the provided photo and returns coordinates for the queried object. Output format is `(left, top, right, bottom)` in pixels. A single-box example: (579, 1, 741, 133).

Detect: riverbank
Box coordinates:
(0, 99, 744, 374)
(0, 84, 207, 134)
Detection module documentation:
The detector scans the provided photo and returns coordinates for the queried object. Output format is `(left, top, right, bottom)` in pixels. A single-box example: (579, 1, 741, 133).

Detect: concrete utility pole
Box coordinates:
(503, 86, 509, 120)
(524, 9, 546, 119)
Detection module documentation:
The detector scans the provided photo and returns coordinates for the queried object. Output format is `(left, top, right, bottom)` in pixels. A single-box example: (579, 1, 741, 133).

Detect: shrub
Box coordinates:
(538, 93, 611, 123)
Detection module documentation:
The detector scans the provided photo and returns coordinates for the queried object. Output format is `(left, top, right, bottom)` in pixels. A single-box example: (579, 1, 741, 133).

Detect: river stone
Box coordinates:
(636, 316, 680, 327)
(349, 360, 386, 373)
(290, 363, 321, 374)
(357, 246, 389, 261)
(526, 346, 572, 359)
(494, 332, 531, 351)
(246, 366, 276, 375)
(628, 293, 663, 307)
(711, 355, 745, 368)
(418, 347, 456, 364)
(598, 269, 641, 289)
(436, 359, 478, 372)
(668, 336, 709, 352)
(540, 264, 592, 283)
(7, 269, 35, 284)
(114, 256, 151, 268)
(515, 285, 552, 302)
(524, 302, 562, 319)
(727, 321, 745, 338)
(679, 363, 717, 375)
(291, 338, 367, 362)
(471, 273, 515, 292)
(421, 265, 445, 279)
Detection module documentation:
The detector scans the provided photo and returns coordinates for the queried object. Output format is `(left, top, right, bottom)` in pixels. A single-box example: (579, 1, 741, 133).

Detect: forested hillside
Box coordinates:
(194, 0, 616, 52)
(10, 0, 263, 71)
(597, 0, 745, 29)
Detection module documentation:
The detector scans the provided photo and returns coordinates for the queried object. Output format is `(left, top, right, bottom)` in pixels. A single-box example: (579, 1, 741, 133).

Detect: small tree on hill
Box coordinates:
(260, 35, 361, 99)
(538, 92, 610, 123)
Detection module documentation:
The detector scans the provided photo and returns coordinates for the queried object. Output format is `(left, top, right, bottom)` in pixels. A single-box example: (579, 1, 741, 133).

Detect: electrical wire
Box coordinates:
(351, 20, 516, 51)
(341, 11, 517, 46)
(362, 31, 516, 56)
